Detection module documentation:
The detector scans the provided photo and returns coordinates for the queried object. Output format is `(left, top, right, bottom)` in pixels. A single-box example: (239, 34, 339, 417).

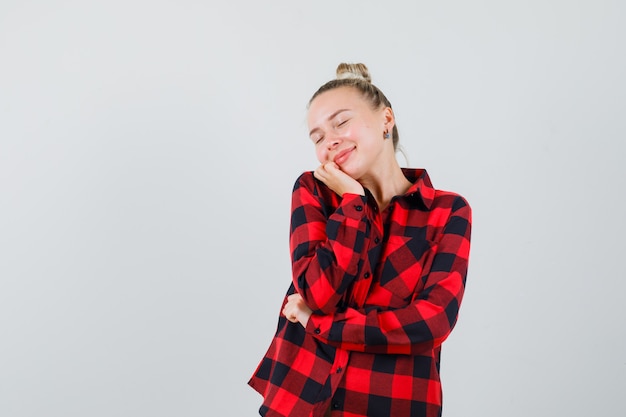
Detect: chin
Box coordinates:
(340, 166, 362, 180)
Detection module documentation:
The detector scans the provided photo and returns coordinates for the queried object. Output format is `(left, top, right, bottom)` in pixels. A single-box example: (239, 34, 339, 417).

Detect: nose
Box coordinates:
(326, 135, 340, 150)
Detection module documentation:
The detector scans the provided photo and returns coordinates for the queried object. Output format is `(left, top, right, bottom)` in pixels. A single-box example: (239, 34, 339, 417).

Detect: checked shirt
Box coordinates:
(249, 168, 472, 417)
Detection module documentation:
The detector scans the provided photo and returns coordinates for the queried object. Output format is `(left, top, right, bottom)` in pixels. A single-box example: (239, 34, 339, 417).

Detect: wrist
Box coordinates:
(343, 184, 364, 196)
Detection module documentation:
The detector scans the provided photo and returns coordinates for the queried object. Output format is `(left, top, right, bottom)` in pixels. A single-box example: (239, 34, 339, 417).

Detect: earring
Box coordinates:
(383, 130, 390, 139)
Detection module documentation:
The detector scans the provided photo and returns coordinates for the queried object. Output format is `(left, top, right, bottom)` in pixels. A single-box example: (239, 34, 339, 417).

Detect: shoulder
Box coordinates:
(431, 190, 472, 232)
(406, 168, 471, 215)
(292, 171, 316, 191)
(292, 171, 334, 198)
(433, 189, 471, 212)
(292, 171, 323, 199)
(291, 171, 342, 210)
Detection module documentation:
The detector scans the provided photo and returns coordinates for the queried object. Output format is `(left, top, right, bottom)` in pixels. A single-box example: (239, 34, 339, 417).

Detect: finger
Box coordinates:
(324, 161, 340, 173)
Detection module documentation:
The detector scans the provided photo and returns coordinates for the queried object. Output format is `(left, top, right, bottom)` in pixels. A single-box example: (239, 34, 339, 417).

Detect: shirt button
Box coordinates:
(364, 272, 370, 279)
(314, 327, 321, 334)
(333, 402, 340, 409)
(336, 367, 342, 373)
(374, 237, 380, 244)
(355, 205, 363, 211)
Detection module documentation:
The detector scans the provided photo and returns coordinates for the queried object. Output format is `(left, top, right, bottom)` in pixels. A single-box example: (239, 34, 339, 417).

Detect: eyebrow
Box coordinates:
(309, 108, 350, 137)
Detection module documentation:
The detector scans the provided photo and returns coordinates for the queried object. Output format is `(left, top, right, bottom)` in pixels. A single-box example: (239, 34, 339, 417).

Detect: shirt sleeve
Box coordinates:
(305, 196, 472, 355)
(290, 172, 370, 315)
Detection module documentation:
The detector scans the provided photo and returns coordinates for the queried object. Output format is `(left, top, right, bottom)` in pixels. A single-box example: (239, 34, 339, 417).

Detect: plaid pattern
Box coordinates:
(249, 169, 472, 417)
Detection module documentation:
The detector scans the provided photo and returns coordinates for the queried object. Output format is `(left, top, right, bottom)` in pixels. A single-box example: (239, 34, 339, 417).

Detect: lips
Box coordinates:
(333, 146, 355, 165)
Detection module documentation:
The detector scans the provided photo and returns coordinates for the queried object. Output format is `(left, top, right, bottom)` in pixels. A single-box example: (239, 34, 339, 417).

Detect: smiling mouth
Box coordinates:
(333, 147, 356, 165)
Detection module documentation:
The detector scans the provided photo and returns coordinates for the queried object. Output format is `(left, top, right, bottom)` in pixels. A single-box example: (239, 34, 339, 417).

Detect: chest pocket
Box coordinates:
(375, 236, 437, 307)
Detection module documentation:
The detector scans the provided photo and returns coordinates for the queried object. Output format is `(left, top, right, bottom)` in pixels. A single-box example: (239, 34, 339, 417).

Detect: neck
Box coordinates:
(359, 158, 412, 211)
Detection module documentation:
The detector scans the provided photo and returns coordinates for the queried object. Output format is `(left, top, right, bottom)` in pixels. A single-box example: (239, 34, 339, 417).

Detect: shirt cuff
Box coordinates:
(339, 193, 368, 219)
(307, 313, 331, 340)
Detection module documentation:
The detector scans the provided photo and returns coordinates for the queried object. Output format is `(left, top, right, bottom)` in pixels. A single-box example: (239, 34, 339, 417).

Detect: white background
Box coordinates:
(1, 1, 624, 416)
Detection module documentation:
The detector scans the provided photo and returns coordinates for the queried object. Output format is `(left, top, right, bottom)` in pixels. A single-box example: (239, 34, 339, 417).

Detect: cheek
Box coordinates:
(315, 146, 326, 163)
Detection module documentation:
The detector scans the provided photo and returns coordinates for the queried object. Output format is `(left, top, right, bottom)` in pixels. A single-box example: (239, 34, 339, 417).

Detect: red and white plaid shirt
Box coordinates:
(249, 169, 472, 417)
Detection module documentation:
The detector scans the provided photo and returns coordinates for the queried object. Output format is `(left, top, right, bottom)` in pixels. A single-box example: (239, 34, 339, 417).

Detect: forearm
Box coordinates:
(290, 191, 370, 314)
(306, 271, 465, 355)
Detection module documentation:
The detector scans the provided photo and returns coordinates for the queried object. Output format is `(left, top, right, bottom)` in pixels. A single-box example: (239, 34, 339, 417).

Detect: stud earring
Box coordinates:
(383, 130, 390, 139)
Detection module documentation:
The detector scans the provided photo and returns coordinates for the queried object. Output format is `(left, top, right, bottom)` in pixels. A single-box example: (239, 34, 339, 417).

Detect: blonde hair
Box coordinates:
(309, 63, 400, 150)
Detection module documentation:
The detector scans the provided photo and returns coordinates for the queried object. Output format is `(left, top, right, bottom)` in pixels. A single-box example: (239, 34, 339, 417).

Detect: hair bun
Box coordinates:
(335, 63, 371, 83)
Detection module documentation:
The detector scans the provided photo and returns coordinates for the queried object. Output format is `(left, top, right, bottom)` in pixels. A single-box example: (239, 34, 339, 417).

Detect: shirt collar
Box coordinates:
(400, 168, 435, 209)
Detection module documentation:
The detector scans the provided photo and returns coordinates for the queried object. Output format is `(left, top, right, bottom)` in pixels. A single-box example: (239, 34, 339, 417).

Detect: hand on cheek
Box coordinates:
(314, 162, 365, 197)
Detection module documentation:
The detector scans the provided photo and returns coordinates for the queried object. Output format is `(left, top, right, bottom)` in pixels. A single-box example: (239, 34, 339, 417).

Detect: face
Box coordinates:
(307, 87, 393, 179)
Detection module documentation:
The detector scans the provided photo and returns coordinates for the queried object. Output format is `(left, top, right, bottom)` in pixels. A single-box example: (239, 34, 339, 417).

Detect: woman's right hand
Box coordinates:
(283, 293, 313, 328)
(314, 162, 364, 197)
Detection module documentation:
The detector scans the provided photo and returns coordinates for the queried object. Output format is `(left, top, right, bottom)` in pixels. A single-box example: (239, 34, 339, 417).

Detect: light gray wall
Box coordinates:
(1, 1, 624, 416)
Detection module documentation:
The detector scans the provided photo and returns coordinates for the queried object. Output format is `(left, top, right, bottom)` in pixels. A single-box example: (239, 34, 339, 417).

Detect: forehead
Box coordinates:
(308, 87, 368, 122)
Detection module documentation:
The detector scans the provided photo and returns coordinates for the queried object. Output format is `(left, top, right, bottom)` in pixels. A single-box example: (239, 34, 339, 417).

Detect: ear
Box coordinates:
(382, 106, 395, 132)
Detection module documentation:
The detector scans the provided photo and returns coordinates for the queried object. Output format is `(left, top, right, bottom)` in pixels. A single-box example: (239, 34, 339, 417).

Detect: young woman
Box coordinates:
(249, 63, 472, 417)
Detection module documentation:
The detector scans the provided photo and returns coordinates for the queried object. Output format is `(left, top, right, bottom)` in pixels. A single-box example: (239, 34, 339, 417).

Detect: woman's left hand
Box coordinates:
(282, 293, 313, 328)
